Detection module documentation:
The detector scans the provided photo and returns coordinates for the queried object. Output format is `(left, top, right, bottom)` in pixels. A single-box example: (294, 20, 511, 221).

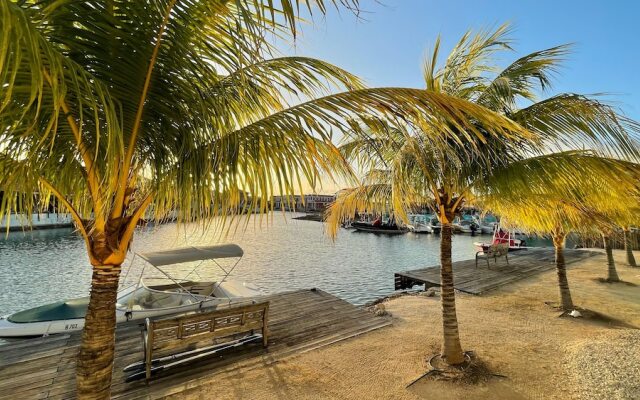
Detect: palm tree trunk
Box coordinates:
(439, 222, 464, 365)
(623, 228, 637, 267)
(76, 263, 121, 399)
(602, 234, 620, 282)
(553, 233, 574, 311)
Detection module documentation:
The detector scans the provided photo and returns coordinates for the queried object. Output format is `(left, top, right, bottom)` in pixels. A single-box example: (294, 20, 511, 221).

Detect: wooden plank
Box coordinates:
(0, 289, 387, 400)
(394, 248, 600, 295)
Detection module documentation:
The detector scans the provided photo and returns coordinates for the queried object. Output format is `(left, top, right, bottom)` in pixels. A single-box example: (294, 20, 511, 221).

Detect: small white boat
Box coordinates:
(479, 215, 499, 234)
(452, 216, 480, 234)
(429, 215, 442, 234)
(0, 244, 261, 338)
(407, 214, 434, 233)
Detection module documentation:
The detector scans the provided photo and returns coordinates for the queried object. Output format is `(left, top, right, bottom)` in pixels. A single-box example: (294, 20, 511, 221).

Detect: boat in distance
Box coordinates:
(351, 218, 408, 234)
(0, 244, 261, 338)
(407, 214, 442, 234)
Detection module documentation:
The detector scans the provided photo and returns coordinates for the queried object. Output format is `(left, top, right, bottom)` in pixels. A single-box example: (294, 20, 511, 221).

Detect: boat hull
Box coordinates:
(352, 225, 408, 234)
(0, 281, 260, 338)
(0, 297, 258, 338)
(407, 225, 433, 233)
(480, 225, 495, 234)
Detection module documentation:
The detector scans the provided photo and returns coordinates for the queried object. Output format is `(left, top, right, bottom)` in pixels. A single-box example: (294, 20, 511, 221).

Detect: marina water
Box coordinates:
(0, 213, 549, 317)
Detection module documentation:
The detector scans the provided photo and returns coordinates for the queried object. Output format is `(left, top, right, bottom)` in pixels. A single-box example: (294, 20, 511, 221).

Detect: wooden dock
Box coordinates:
(394, 248, 599, 295)
(0, 289, 390, 400)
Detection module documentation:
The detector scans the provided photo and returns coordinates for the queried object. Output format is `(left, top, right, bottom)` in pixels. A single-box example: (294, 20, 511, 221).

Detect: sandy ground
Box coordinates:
(175, 250, 640, 400)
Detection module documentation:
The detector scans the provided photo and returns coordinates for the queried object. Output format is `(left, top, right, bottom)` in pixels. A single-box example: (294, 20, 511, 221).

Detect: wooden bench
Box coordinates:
(126, 301, 269, 381)
(475, 243, 509, 269)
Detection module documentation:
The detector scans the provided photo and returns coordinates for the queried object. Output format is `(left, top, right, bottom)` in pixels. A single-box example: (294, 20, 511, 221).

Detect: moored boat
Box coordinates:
(0, 244, 261, 338)
(351, 219, 408, 234)
(452, 216, 480, 234)
(407, 214, 434, 233)
(429, 215, 442, 234)
(479, 214, 499, 234)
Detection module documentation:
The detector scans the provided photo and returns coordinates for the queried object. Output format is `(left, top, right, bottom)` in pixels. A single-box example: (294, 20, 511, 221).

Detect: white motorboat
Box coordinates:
(479, 214, 499, 234)
(0, 244, 262, 338)
(429, 215, 442, 234)
(407, 214, 434, 233)
(452, 216, 480, 234)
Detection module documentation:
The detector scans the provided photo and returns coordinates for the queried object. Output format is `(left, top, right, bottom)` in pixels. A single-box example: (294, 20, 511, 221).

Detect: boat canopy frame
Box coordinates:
(120, 244, 245, 311)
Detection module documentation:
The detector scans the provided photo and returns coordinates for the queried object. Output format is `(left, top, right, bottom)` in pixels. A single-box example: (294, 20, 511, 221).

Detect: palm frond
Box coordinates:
(477, 44, 571, 112)
(479, 152, 640, 236)
(324, 183, 394, 238)
(436, 23, 513, 98)
(510, 93, 640, 159)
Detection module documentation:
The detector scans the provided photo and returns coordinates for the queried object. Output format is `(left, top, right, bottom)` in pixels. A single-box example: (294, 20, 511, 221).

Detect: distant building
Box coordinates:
(304, 194, 335, 212)
(272, 194, 336, 212)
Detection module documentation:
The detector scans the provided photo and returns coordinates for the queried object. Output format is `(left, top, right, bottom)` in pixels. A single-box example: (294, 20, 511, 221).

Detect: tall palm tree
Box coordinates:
(591, 198, 640, 281)
(488, 166, 640, 290)
(326, 25, 640, 366)
(623, 227, 638, 267)
(602, 231, 621, 282)
(483, 190, 624, 310)
(0, 1, 533, 397)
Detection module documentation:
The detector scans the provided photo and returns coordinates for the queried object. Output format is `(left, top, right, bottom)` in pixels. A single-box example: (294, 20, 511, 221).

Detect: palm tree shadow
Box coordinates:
(559, 307, 638, 329)
(594, 278, 637, 286)
(225, 356, 294, 400)
(544, 301, 638, 328)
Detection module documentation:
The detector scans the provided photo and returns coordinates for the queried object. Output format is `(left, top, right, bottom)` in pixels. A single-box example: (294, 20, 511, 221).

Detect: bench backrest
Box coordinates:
(147, 301, 269, 353)
(486, 243, 509, 257)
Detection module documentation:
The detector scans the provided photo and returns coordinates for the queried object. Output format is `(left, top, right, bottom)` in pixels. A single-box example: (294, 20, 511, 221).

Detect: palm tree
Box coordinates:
(325, 25, 640, 366)
(601, 231, 620, 281)
(1, 1, 529, 397)
(591, 198, 640, 281)
(484, 193, 616, 310)
(623, 227, 638, 267)
(491, 161, 640, 289)
(599, 195, 640, 272)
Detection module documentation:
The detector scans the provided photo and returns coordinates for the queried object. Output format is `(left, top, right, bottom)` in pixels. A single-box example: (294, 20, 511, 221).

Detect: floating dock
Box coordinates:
(394, 248, 599, 295)
(0, 289, 390, 399)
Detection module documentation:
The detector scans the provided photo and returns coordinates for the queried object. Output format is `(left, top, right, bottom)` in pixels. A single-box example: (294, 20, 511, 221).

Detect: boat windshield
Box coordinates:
(484, 215, 498, 223)
(116, 286, 202, 311)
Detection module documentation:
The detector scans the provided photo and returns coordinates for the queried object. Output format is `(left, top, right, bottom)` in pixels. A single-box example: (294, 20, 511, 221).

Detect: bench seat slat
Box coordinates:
(135, 301, 269, 380)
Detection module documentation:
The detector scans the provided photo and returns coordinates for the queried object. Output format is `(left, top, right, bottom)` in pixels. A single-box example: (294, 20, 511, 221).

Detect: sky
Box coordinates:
(282, 0, 640, 119)
(277, 0, 640, 193)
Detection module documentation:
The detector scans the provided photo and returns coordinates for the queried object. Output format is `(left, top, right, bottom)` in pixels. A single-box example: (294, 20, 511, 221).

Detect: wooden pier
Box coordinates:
(394, 248, 599, 295)
(0, 289, 390, 400)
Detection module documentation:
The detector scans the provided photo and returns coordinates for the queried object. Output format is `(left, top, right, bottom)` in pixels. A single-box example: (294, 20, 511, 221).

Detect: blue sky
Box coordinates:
(283, 0, 640, 119)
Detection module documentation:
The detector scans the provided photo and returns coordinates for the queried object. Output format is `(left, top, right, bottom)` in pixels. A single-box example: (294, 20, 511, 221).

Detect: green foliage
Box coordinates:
(1, 0, 457, 242)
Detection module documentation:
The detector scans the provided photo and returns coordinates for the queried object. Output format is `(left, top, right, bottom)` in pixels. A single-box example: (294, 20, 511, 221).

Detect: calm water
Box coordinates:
(0, 213, 549, 316)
